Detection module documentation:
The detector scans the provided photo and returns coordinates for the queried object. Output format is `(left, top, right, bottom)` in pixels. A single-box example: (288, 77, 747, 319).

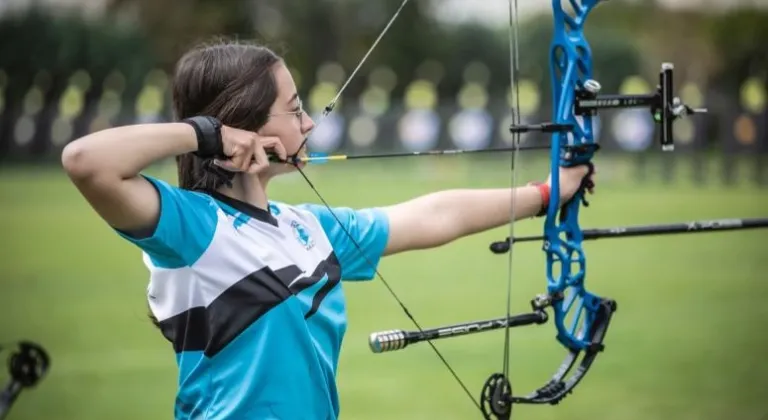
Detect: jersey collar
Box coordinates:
(208, 191, 279, 227)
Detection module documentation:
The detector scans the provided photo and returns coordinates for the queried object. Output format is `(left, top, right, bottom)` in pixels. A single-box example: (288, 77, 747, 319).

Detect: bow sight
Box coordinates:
(493, 61, 708, 258)
(509, 63, 707, 152)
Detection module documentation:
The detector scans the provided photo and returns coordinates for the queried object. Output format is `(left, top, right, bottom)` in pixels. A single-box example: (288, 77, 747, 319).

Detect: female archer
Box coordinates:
(61, 40, 594, 419)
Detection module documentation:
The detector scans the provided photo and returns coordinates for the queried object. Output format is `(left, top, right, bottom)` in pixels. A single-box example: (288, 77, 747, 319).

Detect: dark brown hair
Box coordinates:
(171, 40, 282, 191)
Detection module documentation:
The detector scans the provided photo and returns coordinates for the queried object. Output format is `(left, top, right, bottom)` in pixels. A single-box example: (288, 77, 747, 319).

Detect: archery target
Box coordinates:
(398, 109, 441, 151)
(449, 109, 493, 150)
(349, 115, 378, 148)
(674, 118, 695, 146)
(733, 114, 757, 146)
(307, 112, 345, 153)
(612, 109, 654, 151)
(51, 117, 73, 146)
(14, 116, 35, 146)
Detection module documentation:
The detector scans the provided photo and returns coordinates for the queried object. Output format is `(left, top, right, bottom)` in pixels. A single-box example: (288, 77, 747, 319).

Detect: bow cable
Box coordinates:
(502, 0, 523, 393)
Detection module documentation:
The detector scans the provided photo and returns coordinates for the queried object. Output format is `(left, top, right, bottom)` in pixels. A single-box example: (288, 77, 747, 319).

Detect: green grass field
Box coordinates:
(1, 155, 767, 420)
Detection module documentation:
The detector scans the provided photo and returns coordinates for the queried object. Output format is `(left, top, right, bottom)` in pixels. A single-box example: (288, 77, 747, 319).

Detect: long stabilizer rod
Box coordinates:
(490, 217, 768, 253)
(369, 311, 548, 354)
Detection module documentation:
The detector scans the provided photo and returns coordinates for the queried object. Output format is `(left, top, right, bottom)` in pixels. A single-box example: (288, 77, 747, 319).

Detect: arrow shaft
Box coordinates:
(292, 144, 550, 163)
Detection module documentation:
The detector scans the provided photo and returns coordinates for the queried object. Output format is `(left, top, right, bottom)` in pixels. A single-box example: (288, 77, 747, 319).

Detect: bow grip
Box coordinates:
(559, 144, 599, 168)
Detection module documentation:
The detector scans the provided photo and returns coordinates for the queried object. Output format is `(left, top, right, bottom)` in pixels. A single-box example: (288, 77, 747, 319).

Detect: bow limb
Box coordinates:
(532, 0, 618, 399)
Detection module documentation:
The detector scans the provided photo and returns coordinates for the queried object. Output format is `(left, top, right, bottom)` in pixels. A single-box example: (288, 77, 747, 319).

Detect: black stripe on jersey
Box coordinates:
(304, 276, 340, 320)
(158, 253, 341, 356)
(288, 254, 341, 294)
(157, 306, 209, 354)
(286, 254, 342, 320)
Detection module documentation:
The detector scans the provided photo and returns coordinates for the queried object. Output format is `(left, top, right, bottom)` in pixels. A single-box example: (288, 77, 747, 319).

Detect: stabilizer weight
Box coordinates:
(369, 330, 410, 353)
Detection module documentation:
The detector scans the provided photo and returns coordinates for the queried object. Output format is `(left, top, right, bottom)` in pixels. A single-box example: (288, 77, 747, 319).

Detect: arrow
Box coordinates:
(268, 144, 551, 164)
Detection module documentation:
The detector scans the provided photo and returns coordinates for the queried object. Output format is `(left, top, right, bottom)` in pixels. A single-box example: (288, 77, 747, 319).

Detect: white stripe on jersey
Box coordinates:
(145, 203, 334, 322)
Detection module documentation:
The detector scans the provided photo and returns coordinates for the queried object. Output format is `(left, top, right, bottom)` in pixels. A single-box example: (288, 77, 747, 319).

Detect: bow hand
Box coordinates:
(546, 164, 596, 207)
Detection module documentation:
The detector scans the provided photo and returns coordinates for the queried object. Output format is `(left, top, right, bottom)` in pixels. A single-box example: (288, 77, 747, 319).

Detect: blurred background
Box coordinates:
(1, 0, 767, 419)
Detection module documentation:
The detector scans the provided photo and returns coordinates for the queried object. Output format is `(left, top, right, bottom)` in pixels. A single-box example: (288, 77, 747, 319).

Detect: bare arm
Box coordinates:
(381, 185, 543, 256)
(61, 123, 199, 233)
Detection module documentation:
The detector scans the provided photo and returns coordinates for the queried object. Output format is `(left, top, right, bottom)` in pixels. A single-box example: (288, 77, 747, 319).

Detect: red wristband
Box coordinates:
(528, 182, 550, 217)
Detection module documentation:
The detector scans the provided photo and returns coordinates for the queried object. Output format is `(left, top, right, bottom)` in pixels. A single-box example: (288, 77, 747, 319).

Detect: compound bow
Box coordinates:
(285, 0, 768, 419)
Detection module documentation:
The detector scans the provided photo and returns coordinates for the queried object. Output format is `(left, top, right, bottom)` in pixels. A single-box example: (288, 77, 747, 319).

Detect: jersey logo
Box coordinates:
(268, 203, 281, 215)
(291, 220, 315, 250)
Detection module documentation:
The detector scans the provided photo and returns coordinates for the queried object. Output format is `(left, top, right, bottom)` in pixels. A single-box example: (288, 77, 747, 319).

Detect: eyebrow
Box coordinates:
(287, 92, 298, 106)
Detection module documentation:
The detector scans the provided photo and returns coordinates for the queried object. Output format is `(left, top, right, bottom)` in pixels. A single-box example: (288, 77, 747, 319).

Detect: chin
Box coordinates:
(275, 163, 301, 175)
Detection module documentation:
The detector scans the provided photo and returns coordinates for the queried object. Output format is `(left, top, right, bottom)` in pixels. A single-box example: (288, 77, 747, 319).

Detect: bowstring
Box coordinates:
(290, 0, 483, 413)
(502, 0, 523, 387)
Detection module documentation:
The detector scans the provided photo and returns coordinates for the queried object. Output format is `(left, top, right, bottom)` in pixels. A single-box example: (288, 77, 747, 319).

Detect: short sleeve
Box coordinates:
(115, 175, 218, 269)
(298, 204, 390, 281)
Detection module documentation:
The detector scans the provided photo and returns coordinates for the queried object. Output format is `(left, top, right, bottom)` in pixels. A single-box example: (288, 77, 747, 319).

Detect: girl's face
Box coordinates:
(258, 62, 314, 174)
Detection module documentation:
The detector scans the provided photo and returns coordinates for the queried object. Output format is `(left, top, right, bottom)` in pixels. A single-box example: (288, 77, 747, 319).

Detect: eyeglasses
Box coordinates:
(268, 98, 304, 125)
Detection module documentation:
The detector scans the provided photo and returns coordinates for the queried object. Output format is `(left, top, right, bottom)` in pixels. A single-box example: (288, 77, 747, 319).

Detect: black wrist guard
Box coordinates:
(183, 116, 223, 158)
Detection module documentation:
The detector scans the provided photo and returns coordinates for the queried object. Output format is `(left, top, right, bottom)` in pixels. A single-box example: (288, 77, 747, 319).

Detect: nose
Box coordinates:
(301, 113, 315, 134)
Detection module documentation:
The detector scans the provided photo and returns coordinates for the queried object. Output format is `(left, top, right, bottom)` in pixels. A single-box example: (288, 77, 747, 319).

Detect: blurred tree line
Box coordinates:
(0, 0, 765, 109)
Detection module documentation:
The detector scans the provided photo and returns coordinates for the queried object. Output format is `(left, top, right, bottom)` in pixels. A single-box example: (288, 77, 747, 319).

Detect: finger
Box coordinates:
(248, 139, 270, 174)
(214, 142, 247, 171)
(225, 152, 246, 173)
(243, 154, 255, 172)
(225, 142, 250, 171)
(243, 139, 263, 173)
(213, 158, 242, 172)
(261, 142, 285, 162)
(259, 136, 287, 161)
